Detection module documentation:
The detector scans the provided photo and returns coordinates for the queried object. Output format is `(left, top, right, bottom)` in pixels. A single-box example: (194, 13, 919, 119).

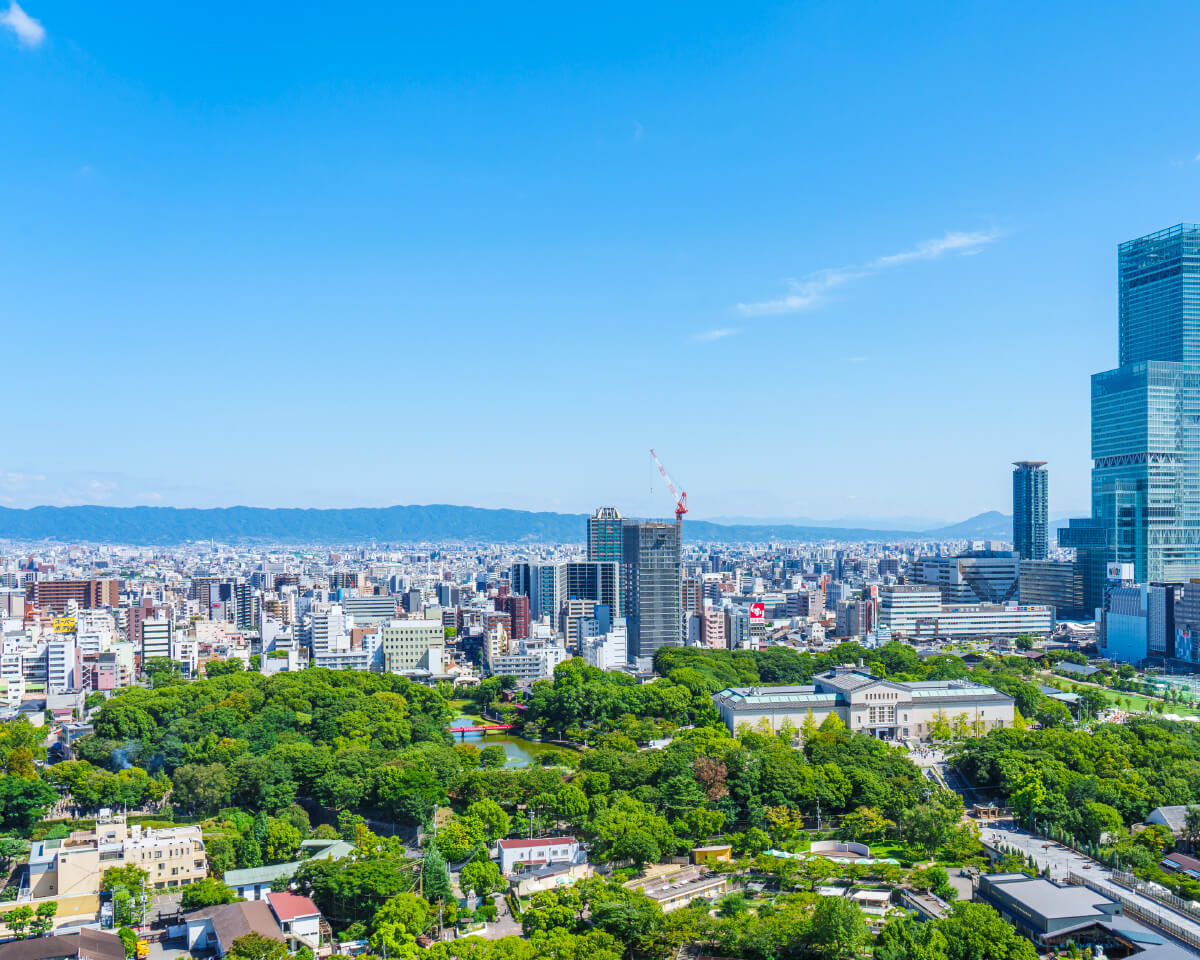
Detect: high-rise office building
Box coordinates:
(1062, 225, 1200, 612)
(588, 507, 624, 565)
(622, 521, 682, 661)
(1012, 461, 1049, 560)
(1119, 224, 1200, 365)
(588, 507, 623, 620)
(562, 561, 621, 620)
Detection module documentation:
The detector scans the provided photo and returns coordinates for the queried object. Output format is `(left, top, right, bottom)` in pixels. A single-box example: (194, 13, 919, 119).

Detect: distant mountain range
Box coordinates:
(0, 504, 1079, 546)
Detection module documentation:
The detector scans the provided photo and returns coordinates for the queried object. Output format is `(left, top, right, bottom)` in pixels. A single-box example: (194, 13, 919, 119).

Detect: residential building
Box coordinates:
(27, 812, 207, 898)
(0, 930, 124, 960)
(496, 837, 583, 875)
(306, 603, 346, 658)
(580, 618, 628, 671)
(140, 618, 171, 664)
(1012, 461, 1049, 560)
(184, 902, 285, 958)
(496, 593, 531, 639)
(31, 580, 120, 613)
(699, 604, 725, 649)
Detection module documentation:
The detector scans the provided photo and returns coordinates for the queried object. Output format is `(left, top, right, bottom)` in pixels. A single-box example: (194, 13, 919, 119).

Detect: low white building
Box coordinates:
(581, 619, 629, 671)
(713, 665, 1015, 741)
(496, 836, 583, 875)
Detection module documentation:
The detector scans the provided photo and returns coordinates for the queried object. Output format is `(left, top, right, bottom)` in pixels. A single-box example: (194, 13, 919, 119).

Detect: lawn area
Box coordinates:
(1037, 673, 1200, 718)
(448, 699, 488, 722)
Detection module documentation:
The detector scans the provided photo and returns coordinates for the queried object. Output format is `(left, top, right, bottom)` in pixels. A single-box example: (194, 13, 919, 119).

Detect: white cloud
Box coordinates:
(1194, 153, 1200, 163)
(693, 327, 740, 343)
(87, 479, 118, 500)
(2, 472, 46, 488)
(0, 2, 45, 47)
(736, 227, 1002, 317)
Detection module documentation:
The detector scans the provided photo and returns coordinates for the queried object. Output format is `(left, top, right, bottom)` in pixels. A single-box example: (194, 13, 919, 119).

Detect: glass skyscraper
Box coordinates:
(1063, 224, 1200, 612)
(1119, 224, 1200, 365)
(1012, 461, 1049, 560)
(587, 507, 624, 565)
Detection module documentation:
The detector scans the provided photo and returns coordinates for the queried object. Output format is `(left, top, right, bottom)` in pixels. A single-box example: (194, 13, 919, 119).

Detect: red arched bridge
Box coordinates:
(449, 723, 515, 740)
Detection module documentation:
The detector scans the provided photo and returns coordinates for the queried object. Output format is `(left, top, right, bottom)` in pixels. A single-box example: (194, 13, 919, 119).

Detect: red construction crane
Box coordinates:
(650, 449, 689, 523)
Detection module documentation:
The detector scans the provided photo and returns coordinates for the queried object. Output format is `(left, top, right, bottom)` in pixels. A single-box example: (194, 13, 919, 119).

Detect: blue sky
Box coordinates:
(3, 1, 1200, 523)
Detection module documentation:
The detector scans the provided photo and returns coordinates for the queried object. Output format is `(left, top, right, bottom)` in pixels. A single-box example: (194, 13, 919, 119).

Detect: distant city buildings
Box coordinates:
(877, 584, 1053, 639)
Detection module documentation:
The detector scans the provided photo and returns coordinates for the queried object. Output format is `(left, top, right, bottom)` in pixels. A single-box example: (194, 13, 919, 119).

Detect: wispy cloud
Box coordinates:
(694, 327, 740, 343)
(0, 2, 45, 47)
(736, 228, 1002, 317)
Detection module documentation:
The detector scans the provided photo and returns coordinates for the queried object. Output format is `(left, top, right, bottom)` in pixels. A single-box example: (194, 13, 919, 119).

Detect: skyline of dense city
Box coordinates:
(11, 5, 1200, 960)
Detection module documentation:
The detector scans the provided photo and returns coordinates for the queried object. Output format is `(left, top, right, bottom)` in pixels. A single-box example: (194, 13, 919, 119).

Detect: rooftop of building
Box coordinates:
(497, 836, 577, 850)
(979, 874, 1117, 921)
(713, 670, 1011, 709)
(265, 890, 320, 922)
(186, 900, 285, 947)
(0, 930, 124, 960)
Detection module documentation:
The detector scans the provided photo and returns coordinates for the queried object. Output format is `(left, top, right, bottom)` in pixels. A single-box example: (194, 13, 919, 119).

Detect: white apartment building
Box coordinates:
(171, 634, 200, 676)
(47, 638, 78, 691)
(140, 619, 172, 663)
(496, 836, 583, 875)
(581, 619, 628, 671)
(307, 603, 347, 657)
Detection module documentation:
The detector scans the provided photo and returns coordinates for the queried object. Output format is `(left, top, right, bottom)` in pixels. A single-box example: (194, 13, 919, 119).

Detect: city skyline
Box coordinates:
(5, 3, 1200, 518)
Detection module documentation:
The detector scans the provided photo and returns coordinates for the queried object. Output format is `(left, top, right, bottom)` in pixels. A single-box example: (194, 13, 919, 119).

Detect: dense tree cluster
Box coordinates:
(956, 718, 1200, 834)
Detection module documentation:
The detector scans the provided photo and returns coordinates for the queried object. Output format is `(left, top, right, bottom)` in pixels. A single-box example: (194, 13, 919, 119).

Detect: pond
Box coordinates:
(447, 713, 576, 769)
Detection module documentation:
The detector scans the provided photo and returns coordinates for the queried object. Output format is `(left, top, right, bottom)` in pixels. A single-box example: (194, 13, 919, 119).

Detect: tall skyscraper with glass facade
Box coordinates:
(622, 521, 682, 661)
(588, 507, 624, 565)
(1062, 224, 1200, 613)
(1012, 461, 1049, 560)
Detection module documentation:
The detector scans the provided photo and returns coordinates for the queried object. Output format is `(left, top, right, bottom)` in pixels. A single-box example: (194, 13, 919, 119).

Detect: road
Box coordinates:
(987, 823, 1200, 944)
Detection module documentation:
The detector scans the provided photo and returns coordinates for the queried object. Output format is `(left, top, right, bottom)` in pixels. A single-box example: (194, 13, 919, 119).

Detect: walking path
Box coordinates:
(987, 823, 1200, 948)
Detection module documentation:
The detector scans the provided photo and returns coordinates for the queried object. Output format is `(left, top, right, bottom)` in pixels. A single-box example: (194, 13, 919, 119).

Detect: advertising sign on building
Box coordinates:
(749, 602, 765, 620)
(1107, 563, 1134, 582)
(53, 617, 76, 634)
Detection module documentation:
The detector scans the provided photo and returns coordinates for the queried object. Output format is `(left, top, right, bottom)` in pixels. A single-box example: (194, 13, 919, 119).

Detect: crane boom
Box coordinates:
(650, 449, 689, 522)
